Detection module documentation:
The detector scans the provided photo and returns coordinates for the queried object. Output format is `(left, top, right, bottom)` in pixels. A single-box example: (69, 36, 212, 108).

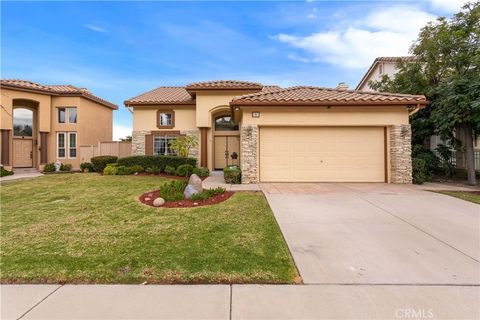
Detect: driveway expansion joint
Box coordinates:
(17, 284, 64, 320)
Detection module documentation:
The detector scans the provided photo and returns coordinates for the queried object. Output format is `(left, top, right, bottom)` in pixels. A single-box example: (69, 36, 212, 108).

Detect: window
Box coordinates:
(58, 108, 66, 123)
(57, 132, 77, 159)
(57, 132, 66, 158)
(13, 108, 33, 137)
(156, 110, 174, 128)
(69, 132, 77, 158)
(153, 135, 177, 156)
(68, 107, 77, 123)
(379, 64, 383, 75)
(215, 115, 237, 131)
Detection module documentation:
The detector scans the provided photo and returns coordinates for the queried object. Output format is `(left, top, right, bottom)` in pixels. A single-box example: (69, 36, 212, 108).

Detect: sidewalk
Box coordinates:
(203, 171, 260, 191)
(1, 284, 478, 319)
(0, 169, 43, 182)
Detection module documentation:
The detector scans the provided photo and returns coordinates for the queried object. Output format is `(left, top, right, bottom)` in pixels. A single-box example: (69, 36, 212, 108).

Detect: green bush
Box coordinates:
(176, 164, 194, 177)
(412, 157, 429, 184)
(145, 166, 161, 175)
(0, 166, 14, 177)
(224, 165, 241, 184)
(128, 165, 144, 173)
(435, 144, 456, 178)
(164, 165, 176, 175)
(190, 187, 225, 201)
(117, 155, 196, 171)
(60, 164, 72, 172)
(80, 162, 94, 172)
(159, 180, 188, 202)
(116, 165, 132, 175)
(43, 163, 56, 172)
(91, 156, 118, 173)
(103, 163, 119, 175)
(193, 167, 210, 177)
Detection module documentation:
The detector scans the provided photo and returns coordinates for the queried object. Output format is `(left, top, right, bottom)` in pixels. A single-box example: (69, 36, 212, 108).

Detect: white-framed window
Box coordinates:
(153, 135, 177, 156)
(69, 132, 77, 158)
(57, 132, 77, 159)
(58, 107, 77, 124)
(57, 132, 66, 158)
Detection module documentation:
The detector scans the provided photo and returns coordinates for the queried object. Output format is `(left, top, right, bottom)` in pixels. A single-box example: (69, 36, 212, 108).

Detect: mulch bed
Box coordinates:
(139, 190, 234, 208)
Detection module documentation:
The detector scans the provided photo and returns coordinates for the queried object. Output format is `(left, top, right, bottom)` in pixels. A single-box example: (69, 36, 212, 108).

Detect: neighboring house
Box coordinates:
(125, 80, 426, 184)
(0, 79, 117, 170)
(357, 57, 480, 170)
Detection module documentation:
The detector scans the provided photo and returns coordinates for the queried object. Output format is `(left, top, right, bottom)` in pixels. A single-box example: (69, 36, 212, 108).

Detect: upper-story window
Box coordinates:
(58, 107, 77, 124)
(13, 108, 33, 137)
(157, 110, 174, 128)
(215, 115, 237, 131)
(378, 64, 383, 75)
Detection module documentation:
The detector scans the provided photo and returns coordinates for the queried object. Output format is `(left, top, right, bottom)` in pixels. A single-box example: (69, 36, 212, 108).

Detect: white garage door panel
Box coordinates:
(259, 127, 385, 182)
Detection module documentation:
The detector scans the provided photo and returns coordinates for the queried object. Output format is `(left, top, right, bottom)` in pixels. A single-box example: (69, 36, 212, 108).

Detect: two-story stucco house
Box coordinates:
(0, 79, 117, 170)
(125, 80, 427, 184)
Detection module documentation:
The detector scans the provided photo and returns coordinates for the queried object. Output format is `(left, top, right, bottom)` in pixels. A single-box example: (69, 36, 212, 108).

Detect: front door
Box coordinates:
(214, 136, 240, 169)
(13, 138, 33, 168)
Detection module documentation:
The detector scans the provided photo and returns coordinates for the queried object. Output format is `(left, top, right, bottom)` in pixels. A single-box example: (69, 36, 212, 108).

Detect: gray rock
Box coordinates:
(153, 197, 165, 207)
(188, 174, 203, 193)
(183, 184, 199, 199)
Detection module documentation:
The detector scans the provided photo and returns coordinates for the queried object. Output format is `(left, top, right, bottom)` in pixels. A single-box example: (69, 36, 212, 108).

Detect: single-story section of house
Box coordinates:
(124, 80, 427, 184)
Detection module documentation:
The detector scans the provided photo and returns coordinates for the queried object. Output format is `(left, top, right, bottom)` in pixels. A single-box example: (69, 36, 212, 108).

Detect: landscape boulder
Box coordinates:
(153, 197, 165, 207)
(183, 174, 203, 199)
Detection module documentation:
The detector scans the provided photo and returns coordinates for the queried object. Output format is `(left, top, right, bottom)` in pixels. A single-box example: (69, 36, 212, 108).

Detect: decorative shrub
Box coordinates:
(145, 166, 161, 175)
(43, 163, 56, 172)
(164, 165, 176, 175)
(193, 167, 210, 177)
(91, 156, 118, 173)
(60, 164, 72, 172)
(117, 155, 196, 171)
(103, 163, 119, 175)
(0, 166, 14, 177)
(412, 158, 429, 184)
(159, 180, 188, 202)
(176, 164, 194, 177)
(116, 165, 132, 175)
(128, 165, 144, 173)
(190, 187, 225, 201)
(80, 162, 94, 172)
(224, 165, 241, 184)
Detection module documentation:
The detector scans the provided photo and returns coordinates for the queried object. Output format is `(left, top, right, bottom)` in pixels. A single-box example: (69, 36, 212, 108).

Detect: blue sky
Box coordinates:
(1, 0, 464, 139)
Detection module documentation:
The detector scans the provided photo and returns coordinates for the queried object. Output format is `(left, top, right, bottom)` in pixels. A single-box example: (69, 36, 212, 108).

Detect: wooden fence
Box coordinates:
(80, 141, 132, 163)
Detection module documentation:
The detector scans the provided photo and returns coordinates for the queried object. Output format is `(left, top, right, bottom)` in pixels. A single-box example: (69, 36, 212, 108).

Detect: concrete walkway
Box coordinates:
(0, 168, 43, 182)
(203, 171, 260, 191)
(2, 284, 478, 319)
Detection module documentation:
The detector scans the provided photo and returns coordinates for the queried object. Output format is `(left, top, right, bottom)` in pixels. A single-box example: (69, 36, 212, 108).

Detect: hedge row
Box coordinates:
(117, 155, 197, 171)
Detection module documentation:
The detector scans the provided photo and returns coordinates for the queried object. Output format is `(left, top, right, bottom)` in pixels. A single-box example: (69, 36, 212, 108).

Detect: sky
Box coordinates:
(1, 0, 466, 140)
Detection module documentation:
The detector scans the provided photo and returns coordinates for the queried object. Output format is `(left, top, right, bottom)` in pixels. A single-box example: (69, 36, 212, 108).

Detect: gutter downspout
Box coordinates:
(408, 104, 421, 116)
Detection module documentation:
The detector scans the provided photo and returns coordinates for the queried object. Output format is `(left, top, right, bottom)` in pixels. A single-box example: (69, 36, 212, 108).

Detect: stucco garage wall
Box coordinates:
(239, 106, 412, 183)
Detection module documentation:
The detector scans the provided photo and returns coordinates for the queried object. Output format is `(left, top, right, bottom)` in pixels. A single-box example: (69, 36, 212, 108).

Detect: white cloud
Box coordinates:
(287, 53, 310, 63)
(84, 24, 107, 33)
(275, 5, 437, 69)
(113, 123, 132, 141)
(429, 0, 466, 13)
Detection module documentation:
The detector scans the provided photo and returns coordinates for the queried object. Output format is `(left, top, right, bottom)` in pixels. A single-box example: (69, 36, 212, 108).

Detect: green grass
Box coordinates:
(1, 174, 298, 284)
(435, 191, 480, 204)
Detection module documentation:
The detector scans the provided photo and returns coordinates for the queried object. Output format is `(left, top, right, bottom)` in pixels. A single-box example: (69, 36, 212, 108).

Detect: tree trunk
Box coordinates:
(463, 124, 477, 186)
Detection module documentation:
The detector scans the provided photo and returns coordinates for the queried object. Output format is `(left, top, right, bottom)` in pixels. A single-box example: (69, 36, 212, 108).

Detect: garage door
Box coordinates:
(259, 127, 385, 182)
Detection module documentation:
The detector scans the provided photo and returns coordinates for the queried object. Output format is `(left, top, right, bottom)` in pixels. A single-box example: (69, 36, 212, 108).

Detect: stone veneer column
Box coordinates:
(390, 124, 413, 183)
(240, 125, 258, 184)
(180, 130, 200, 160)
(132, 130, 149, 155)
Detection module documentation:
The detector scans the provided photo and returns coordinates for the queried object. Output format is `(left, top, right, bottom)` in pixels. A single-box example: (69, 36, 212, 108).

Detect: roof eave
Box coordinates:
(123, 101, 196, 107)
(230, 100, 428, 107)
(0, 84, 59, 96)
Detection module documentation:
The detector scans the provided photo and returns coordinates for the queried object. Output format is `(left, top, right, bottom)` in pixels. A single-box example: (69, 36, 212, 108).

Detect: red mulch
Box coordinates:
(139, 190, 234, 208)
(134, 173, 208, 181)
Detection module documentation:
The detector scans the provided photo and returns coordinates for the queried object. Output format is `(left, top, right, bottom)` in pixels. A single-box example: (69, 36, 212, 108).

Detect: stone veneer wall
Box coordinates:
(240, 125, 258, 184)
(390, 124, 413, 183)
(132, 130, 148, 155)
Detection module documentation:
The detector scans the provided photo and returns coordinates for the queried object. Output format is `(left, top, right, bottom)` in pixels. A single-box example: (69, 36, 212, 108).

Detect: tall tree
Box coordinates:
(370, 2, 480, 185)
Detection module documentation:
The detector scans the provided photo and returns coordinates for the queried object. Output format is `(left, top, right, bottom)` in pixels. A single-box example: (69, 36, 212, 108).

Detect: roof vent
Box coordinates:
(336, 82, 349, 91)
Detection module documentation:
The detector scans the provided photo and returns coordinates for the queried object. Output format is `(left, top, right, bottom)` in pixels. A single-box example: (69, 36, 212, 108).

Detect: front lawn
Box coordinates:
(0, 174, 298, 284)
(435, 190, 480, 204)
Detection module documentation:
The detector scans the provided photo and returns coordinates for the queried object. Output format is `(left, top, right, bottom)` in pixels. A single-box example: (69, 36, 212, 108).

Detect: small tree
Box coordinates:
(170, 136, 198, 158)
(120, 135, 132, 142)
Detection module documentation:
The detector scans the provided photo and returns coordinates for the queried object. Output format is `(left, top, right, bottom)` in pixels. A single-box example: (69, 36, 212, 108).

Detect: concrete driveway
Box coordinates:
(261, 183, 480, 285)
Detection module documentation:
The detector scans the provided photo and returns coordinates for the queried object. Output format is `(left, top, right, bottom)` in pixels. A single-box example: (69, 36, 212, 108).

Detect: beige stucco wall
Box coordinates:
(358, 62, 398, 91)
(132, 106, 196, 132)
(241, 106, 409, 126)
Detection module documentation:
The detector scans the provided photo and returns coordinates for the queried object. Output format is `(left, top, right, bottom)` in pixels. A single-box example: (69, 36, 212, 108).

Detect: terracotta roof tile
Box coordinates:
(231, 86, 427, 106)
(186, 80, 263, 91)
(124, 87, 195, 105)
(0, 79, 117, 109)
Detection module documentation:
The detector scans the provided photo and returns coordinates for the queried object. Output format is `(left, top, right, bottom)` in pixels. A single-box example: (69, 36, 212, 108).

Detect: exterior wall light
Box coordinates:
(252, 111, 260, 118)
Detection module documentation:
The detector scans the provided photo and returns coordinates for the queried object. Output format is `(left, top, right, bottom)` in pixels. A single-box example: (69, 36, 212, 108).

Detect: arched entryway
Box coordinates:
(212, 108, 240, 170)
(12, 100, 38, 168)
